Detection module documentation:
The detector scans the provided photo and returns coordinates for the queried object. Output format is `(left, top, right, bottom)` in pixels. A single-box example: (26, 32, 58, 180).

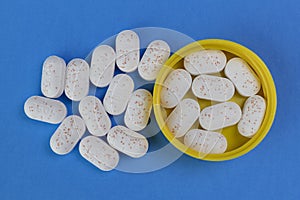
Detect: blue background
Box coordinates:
(0, 0, 299, 199)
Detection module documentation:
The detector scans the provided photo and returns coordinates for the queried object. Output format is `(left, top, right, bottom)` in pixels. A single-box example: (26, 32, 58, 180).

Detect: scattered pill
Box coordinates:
(79, 96, 111, 136)
(192, 74, 235, 102)
(79, 136, 119, 171)
(225, 57, 261, 97)
(124, 89, 153, 131)
(24, 96, 67, 124)
(184, 129, 227, 154)
(65, 58, 90, 101)
(107, 125, 149, 158)
(50, 115, 86, 155)
(184, 50, 227, 75)
(160, 69, 192, 108)
(103, 74, 134, 115)
(138, 40, 170, 81)
(166, 98, 200, 138)
(238, 95, 266, 137)
(90, 45, 116, 87)
(116, 30, 140, 73)
(41, 55, 66, 98)
(199, 102, 242, 131)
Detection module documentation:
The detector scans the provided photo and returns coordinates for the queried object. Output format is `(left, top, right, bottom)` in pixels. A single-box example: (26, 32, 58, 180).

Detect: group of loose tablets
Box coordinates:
(24, 29, 267, 171)
(24, 30, 171, 171)
(162, 50, 266, 154)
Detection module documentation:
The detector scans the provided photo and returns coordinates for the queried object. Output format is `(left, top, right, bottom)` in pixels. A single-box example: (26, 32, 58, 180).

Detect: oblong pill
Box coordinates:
(184, 50, 227, 75)
(79, 96, 111, 136)
(50, 115, 86, 155)
(225, 57, 261, 97)
(184, 129, 227, 154)
(79, 136, 119, 171)
(160, 69, 192, 108)
(103, 74, 134, 115)
(199, 102, 242, 131)
(65, 58, 90, 101)
(138, 40, 170, 81)
(116, 30, 140, 73)
(192, 75, 235, 102)
(107, 126, 149, 158)
(238, 95, 266, 137)
(41, 55, 66, 98)
(166, 98, 200, 138)
(124, 89, 153, 131)
(90, 45, 116, 87)
(24, 96, 67, 124)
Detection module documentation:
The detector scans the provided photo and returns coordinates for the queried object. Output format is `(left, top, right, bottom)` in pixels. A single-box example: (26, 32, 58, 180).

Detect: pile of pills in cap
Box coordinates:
(162, 50, 266, 154)
(24, 30, 170, 171)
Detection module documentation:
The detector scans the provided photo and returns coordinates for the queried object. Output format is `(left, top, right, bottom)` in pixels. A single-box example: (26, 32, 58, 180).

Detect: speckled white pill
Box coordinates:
(50, 115, 86, 155)
(166, 98, 200, 138)
(79, 136, 119, 171)
(24, 96, 67, 124)
(103, 74, 134, 115)
(199, 102, 242, 131)
(79, 96, 111, 136)
(225, 58, 261, 97)
(107, 125, 149, 158)
(90, 45, 116, 87)
(160, 69, 192, 108)
(184, 50, 227, 75)
(65, 58, 90, 101)
(238, 95, 266, 137)
(192, 75, 235, 102)
(116, 30, 140, 73)
(124, 89, 153, 131)
(41, 55, 66, 98)
(138, 40, 170, 81)
(184, 129, 227, 154)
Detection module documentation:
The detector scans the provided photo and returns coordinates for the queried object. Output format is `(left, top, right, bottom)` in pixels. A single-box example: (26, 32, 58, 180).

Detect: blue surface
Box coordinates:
(0, 0, 299, 199)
